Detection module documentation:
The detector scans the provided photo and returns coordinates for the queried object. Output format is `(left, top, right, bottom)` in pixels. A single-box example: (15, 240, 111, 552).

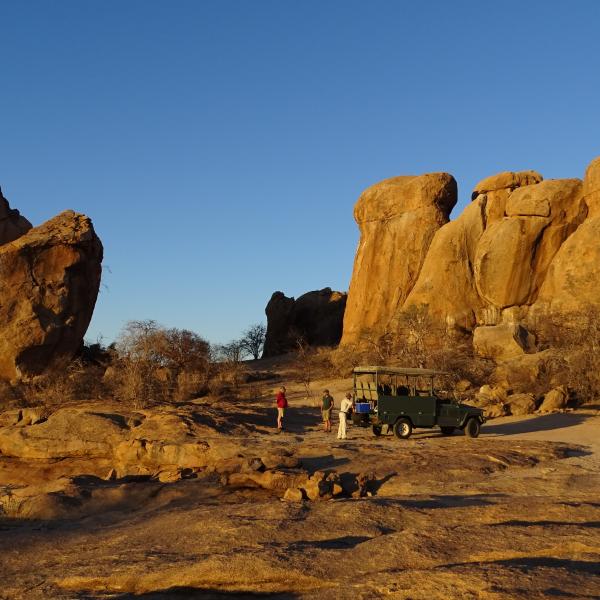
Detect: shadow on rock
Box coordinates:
(290, 535, 372, 550)
(300, 454, 350, 471)
(109, 589, 298, 599)
(483, 413, 591, 436)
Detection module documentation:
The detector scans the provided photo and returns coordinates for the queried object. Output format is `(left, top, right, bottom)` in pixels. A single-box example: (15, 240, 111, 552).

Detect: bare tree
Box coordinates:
(295, 337, 315, 399)
(240, 323, 267, 360)
(215, 339, 247, 390)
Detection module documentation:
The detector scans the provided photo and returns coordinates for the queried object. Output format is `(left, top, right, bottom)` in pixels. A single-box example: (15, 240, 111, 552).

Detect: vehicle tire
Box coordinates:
(440, 426, 455, 435)
(393, 418, 412, 440)
(372, 424, 382, 437)
(464, 418, 481, 438)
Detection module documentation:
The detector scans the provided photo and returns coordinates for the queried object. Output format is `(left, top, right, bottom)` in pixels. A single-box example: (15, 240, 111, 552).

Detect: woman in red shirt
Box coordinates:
(276, 386, 288, 431)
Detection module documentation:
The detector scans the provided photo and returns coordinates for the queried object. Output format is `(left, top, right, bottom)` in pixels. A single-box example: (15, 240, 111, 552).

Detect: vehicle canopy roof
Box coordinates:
(353, 366, 446, 377)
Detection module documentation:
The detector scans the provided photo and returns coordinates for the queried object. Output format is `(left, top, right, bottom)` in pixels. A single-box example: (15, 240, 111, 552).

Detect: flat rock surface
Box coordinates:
(0, 393, 598, 599)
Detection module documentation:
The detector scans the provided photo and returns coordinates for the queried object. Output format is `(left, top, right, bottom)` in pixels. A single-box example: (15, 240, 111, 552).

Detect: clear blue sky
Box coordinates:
(1, 1, 599, 345)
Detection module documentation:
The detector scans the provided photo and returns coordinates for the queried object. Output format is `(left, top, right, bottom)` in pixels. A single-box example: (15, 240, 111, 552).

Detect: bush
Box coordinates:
(534, 306, 600, 404)
(113, 320, 211, 407)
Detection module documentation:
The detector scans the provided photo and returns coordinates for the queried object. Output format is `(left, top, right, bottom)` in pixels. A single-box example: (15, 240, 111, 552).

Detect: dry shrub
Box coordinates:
(291, 339, 335, 398)
(329, 345, 361, 378)
(113, 320, 211, 407)
(534, 306, 600, 404)
(18, 359, 109, 407)
(330, 306, 494, 394)
(0, 380, 24, 411)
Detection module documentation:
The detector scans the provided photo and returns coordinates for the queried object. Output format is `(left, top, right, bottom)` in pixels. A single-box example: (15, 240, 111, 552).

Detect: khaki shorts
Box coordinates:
(322, 408, 331, 421)
(277, 407, 285, 418)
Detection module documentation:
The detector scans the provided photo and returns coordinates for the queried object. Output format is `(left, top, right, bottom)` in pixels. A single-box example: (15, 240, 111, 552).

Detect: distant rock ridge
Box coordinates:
(263, 288, 347, 357)
(0, 189, 103, 380)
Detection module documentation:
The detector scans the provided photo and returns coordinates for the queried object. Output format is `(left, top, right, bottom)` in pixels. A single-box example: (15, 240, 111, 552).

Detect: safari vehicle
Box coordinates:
(351, 366, 484, 439)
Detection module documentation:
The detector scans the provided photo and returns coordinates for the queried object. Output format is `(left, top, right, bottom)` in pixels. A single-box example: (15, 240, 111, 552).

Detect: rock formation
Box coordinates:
(0, 187, 32, 245)
(341, 173, 457, 345)
(263, 287, 347, 357)
(340, 157, 600, 375)
(0, 205, 103, 381)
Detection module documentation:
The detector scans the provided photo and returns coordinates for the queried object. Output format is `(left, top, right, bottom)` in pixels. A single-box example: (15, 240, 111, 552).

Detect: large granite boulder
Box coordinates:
(533, 158, 600, 316)
(473, 179, 585, 309)
(263, 287, 347, 357)
(471, 170, 543, 224)
(0, 210, 103, 380)
(402, 194, 487, 329)
(583, 156, 600, 217)
(473, 323, 536, 360)
(341, 173, 457, 345)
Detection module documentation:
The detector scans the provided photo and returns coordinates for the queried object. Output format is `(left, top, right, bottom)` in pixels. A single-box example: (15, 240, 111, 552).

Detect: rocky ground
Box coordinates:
(0, 380, 598, 599)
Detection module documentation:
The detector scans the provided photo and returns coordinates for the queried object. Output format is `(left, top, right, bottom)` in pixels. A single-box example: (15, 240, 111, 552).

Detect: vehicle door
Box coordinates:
(436, 400, 463, 427)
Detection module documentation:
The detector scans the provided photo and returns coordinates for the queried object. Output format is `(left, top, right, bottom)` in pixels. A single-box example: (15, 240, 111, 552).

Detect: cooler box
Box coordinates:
(355, 402, 371, 413)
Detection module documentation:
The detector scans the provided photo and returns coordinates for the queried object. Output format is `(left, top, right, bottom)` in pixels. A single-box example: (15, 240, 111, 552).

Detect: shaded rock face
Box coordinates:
(341, 173, 457, 345)
(0, 209, 103, 380)
(0, 187, 32, 245)
(263, 288, 347, 357)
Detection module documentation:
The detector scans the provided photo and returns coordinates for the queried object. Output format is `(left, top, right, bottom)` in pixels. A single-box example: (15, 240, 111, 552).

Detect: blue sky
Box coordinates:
(1, 1, 599, 345)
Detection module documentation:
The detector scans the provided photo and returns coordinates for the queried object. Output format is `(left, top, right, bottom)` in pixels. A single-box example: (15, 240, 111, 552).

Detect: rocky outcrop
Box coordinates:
(0, 187, 32, 245)
(473, 179, 585, 310)
(401, 173, 587, 334)
(263, 288, 347, 356)
(531, 160, 600, 317)
(0, 210, 103, 380)
(341, 173, 457, 345)
(338, 158, 600, 416)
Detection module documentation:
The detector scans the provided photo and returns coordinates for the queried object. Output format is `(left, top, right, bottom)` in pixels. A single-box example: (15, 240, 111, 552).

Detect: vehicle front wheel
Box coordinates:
(440, 426, 455, 435)
(372, 424, 382, 437)
(393, 418, 412, 440)
(464, 418, 481, 438)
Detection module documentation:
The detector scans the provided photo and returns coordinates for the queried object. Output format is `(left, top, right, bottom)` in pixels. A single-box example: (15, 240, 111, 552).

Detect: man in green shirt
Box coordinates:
(321, 389, 334, 432)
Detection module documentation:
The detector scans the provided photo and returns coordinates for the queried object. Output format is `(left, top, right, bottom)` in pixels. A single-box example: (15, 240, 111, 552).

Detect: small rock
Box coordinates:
(302, 479, 321, 501)
(157, 469, 182, 483)
(332, 483, 343, 496)
(245, 457, 265, 472)
(283, 487, 304, 502)
(538, 386, 568, 412)
(506, 393, 537, 416)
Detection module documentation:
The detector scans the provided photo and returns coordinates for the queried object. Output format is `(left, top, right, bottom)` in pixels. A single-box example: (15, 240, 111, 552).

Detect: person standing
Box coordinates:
(321, 389, 334, 432)
(275, 386, 288, 431)
(337, 392, 354, 440)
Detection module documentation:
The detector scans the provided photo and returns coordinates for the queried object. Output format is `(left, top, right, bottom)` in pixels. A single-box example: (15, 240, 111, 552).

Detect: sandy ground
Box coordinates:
(0, 387, 598, 600)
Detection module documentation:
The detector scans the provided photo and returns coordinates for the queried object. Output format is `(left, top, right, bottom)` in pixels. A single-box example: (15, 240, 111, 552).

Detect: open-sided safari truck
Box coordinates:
(352, 366, 485, 439)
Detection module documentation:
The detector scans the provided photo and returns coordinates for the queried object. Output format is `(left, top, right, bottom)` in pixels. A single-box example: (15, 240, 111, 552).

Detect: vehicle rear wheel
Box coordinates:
(464, 417, 481, 438)
(372, 425, 382, 437)
(393, 418, 412, 440)
(440, 426, 455, 435)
